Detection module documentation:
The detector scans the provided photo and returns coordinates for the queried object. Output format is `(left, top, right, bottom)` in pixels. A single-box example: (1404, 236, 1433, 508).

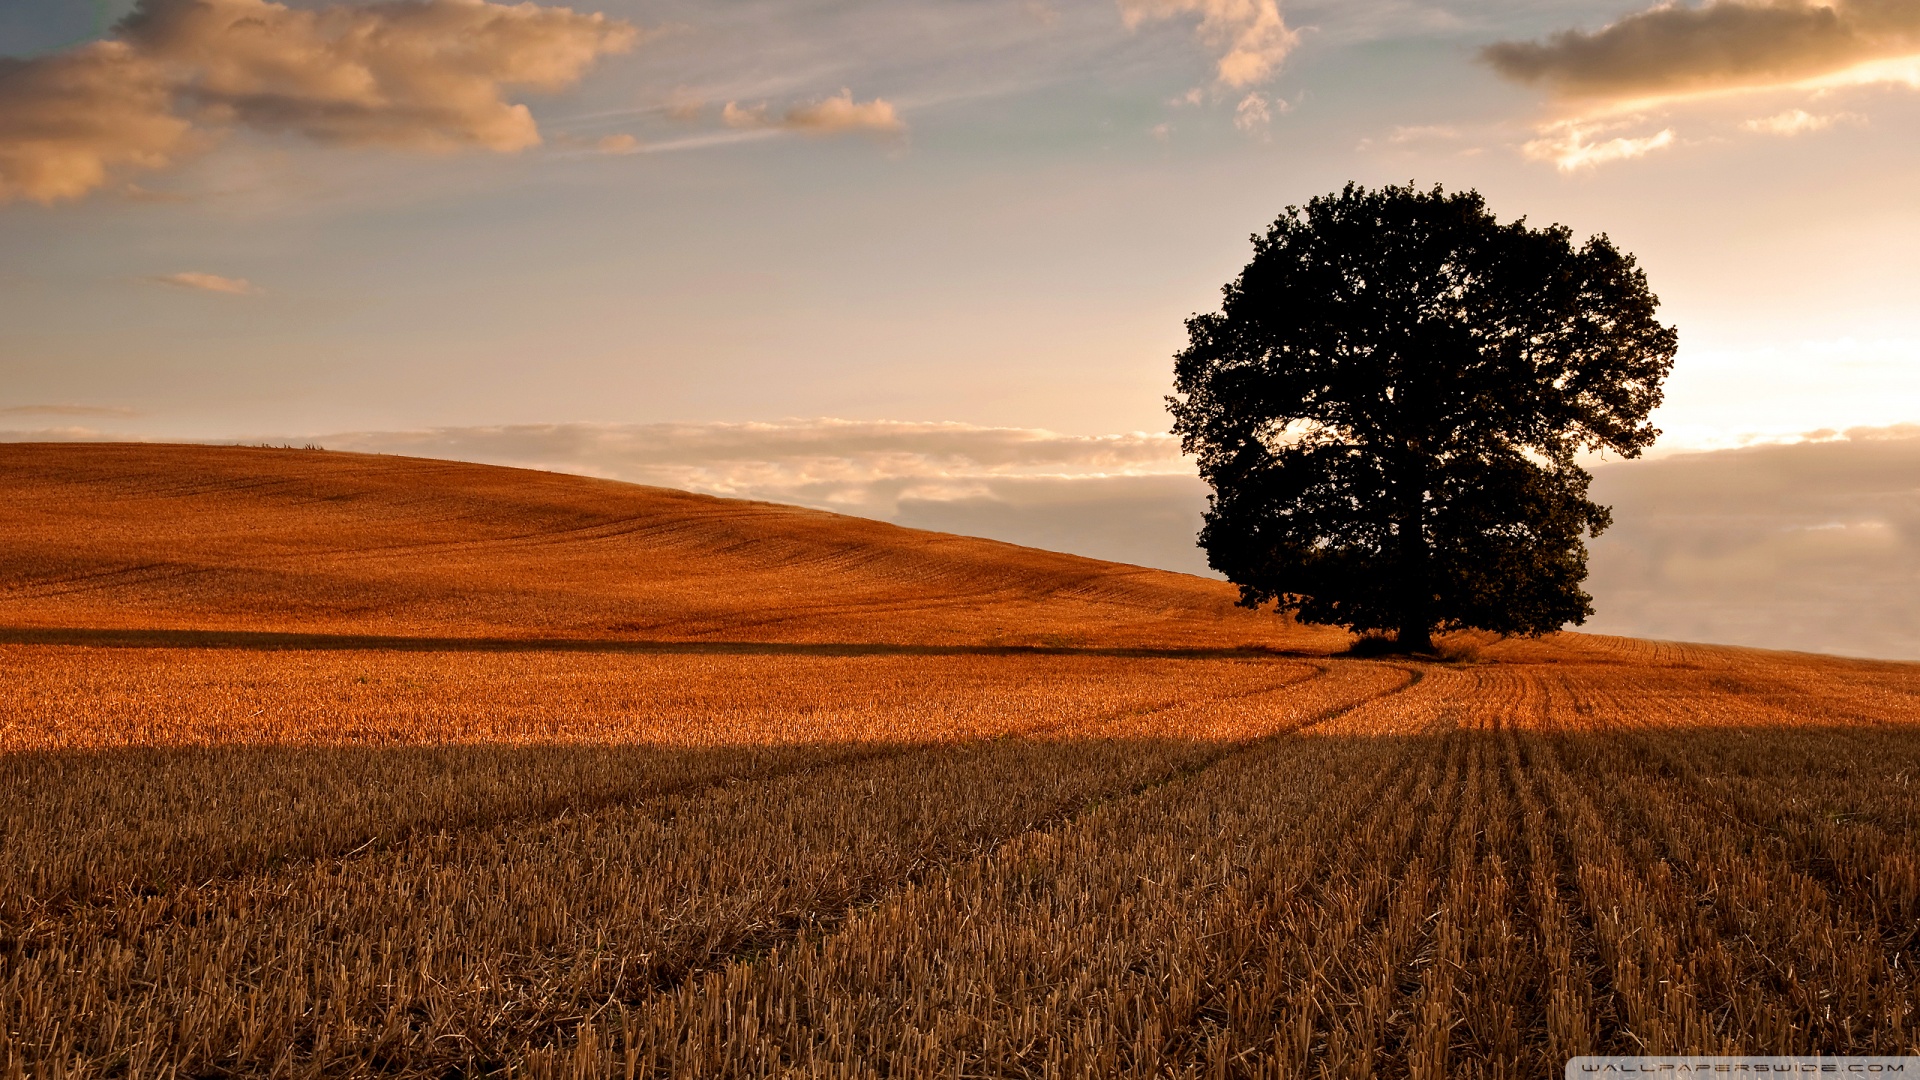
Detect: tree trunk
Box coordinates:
(1395, 449, 1433, 654)
(1395, 621, 1433, 653)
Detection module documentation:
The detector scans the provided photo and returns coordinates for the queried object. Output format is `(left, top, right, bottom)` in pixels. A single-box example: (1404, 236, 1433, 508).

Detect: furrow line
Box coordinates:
(535, 664, 1429, 1076)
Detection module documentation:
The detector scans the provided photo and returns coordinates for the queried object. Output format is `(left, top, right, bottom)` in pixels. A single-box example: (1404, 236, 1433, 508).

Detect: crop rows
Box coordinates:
(2, 651, 1330, 918)
(541, 664, 1920, 1077)
(2, 650, 1393, 1073)
(5, 645, 1920, 1076)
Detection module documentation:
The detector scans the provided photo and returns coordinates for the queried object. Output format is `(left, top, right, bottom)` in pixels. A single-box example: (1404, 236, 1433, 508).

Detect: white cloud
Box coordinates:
(150, 270, 258, 294)
(1118, 0, 1299, 88)
(1740, 108, 1861, 135)
(1523, 121, 1675, 170)
(0, 0, 637, 203)
(1233, 91, 1273, 134)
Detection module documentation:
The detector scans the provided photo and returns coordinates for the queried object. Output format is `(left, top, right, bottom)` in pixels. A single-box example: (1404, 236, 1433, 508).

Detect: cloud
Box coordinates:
(0, 43, 197, 204)
(1356, 123, 1485, 156)
(1118, 0, 1299, 88)
(1233, 91, 1273, 133)
(595, 133, 640, 154)
(0, 0, 637, 203)
(1482, 0, 1920, 105)
(721, 89, 905, 136)
(149, 270, 257, 293)
(783, 89, 906, 134)
(664, 88, 704, 122)
(893, 475, 1214, 575)
(1741, 107, 1861, 134)
(1586, 424, 1920, 660)
(1523, 121, 1674, 170)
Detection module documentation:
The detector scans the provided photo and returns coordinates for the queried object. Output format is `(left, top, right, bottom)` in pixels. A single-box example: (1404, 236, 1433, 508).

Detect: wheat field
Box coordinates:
(3, 444, 1919, 1077)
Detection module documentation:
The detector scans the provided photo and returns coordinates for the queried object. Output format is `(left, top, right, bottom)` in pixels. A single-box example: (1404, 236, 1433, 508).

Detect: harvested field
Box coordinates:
(3, 445, 1920, 1076)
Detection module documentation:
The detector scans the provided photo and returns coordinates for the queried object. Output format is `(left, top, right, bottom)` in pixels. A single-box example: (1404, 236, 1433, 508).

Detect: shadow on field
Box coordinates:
(0, 625, 1312, 660)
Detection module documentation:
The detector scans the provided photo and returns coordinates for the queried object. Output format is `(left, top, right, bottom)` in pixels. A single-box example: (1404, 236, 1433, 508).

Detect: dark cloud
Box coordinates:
(1482, 0, 1920, 102)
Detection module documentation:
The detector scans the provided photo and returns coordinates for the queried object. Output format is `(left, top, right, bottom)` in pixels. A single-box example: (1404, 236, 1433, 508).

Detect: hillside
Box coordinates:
(0, 442, 1339, 650)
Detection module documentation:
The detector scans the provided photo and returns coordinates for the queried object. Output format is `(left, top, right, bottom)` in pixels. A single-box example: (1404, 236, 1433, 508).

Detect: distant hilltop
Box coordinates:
(0, 442, 1341, 652)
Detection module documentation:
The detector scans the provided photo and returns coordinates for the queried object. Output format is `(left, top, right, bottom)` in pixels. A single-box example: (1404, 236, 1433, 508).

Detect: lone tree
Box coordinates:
(1169, 182, 1677, 652)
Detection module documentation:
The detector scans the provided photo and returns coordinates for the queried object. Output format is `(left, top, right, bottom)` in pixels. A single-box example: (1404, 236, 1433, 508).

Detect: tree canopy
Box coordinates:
(1168, 182, 1677, 651)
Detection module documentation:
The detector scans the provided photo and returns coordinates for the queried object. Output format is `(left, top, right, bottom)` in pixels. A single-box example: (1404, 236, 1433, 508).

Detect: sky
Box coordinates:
(3, 0, 1920, 657)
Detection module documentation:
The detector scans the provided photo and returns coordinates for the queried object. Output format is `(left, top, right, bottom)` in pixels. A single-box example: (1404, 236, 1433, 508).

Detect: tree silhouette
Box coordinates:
(1169, 183, 1677, 652)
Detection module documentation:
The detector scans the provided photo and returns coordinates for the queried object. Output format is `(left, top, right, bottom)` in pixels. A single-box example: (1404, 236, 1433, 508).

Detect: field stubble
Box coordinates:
(5, 639, 1920, 1076)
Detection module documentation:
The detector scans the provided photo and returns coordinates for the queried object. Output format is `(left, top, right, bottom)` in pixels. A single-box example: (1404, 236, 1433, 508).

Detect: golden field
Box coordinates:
(0, 442, 1314, 648)
(3, 443, 1920, 1077)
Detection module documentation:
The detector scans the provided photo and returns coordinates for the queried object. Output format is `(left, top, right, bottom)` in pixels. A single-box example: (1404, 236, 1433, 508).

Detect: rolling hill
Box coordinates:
(0, 442, 1336, 650)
